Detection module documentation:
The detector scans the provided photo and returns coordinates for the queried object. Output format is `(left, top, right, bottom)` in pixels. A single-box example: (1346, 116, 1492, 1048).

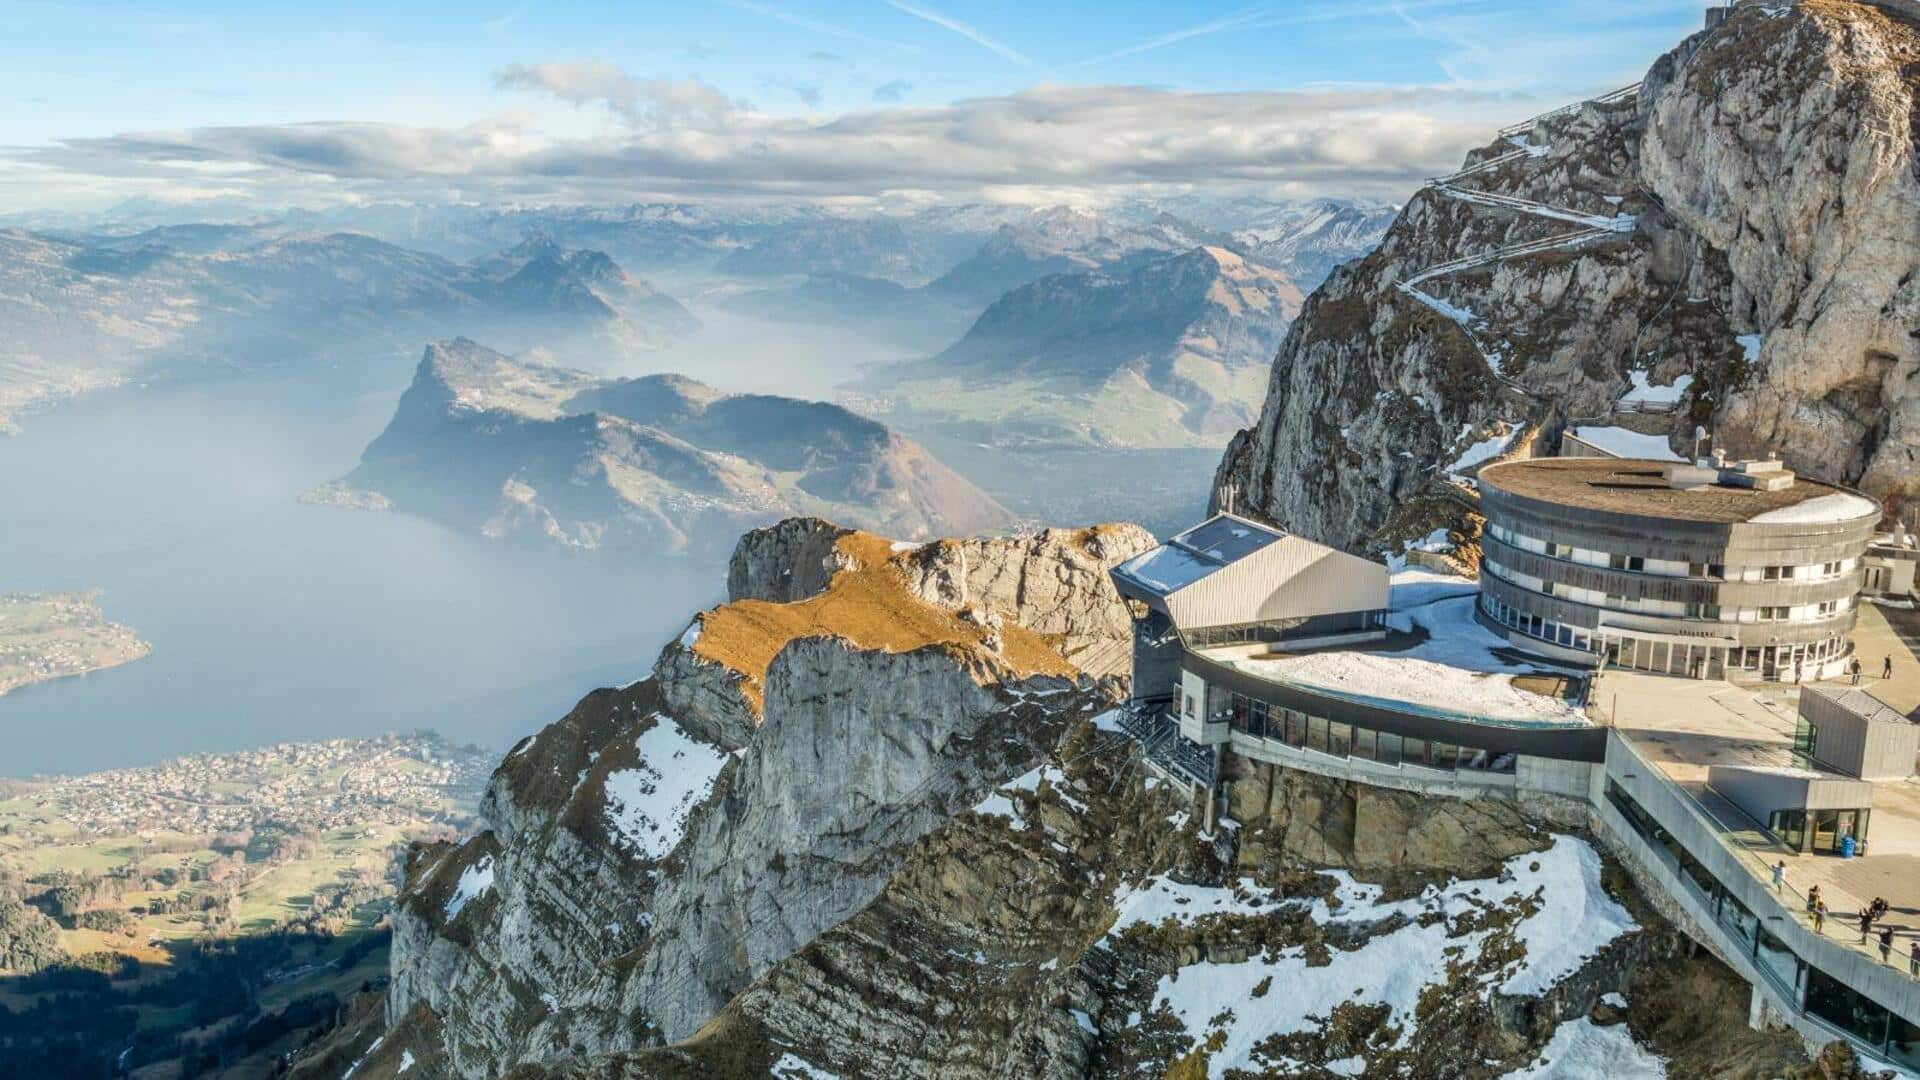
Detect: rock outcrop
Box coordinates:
(330, 339, 1015, 556)
(487, 719, 1807, 1080)
(374, 517, 1151, 1077)
(1217, 0, 1916, 553)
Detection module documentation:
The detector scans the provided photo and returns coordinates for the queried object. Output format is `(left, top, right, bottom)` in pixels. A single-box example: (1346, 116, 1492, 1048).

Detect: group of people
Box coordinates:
(1797, 883, 1919, 972)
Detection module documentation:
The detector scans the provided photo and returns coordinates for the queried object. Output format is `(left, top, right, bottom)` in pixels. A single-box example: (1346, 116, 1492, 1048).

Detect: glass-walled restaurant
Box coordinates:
(1209, 686, 1517, 774)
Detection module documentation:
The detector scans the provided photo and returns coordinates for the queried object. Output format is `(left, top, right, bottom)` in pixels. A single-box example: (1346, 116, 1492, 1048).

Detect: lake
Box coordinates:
(0, 359, 722, 777)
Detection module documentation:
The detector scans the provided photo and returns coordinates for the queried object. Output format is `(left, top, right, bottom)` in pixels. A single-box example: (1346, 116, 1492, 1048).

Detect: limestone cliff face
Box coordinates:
(376, 517, 1150, 1077)
(495, 728, 1807, 1080)
(1218, 0, 1916, 552)
(1640, 1, 1920, 500)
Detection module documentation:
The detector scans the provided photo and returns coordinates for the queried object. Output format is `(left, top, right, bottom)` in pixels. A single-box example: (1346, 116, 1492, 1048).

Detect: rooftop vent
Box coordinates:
(1664, 456, 1797, 492)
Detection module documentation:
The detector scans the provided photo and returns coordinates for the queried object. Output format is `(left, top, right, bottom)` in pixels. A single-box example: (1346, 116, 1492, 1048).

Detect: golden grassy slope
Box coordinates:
(689, 531, 1076, 712)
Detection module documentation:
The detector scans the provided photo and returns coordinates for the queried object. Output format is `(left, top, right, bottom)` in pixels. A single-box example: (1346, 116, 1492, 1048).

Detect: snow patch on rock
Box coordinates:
(445, 855, 494, 920)
(602, 714, 730, 861)
(1499, 1016, 1666, 1078)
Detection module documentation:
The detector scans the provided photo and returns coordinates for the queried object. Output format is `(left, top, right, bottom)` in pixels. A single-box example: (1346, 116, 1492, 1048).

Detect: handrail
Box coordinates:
(1496, 81, 1642, 138)
(1611, 734, 1919, 983)
(1428, 147, 1532, 186)
(1398, 228, 1614, 287)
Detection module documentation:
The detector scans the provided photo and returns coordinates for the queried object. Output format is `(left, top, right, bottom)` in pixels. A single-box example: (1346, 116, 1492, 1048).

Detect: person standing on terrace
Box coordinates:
(1879, 925, 1895, 964)
(1813, 899, 1828, 933)
(1772, 860, 1786, 893)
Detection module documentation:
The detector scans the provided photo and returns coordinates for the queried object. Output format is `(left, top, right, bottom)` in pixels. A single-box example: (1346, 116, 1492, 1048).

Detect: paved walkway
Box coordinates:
(1602, 667, 1920, 976)
(1852, 601, 1920, 713)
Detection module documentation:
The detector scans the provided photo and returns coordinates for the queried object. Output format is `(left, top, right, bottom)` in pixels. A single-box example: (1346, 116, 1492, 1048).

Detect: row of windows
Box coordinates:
(1183, 612, 1385, 650)
(1210, 689, 1517, 774)
(1480, 592, 1847, 677)
(1606, 780, 1920, 1067)
(1484, 557, 1854, 625)
(1487, 521, 1859, 584)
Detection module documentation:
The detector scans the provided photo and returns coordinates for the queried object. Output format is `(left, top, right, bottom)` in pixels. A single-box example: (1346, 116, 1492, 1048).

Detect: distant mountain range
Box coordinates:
(858, 245, 1304, 449)
(325, 338, 1012, 554)
(1229, 199, 1402, 289)
(0, 230, 695, 433)
(924, 207, 1227, 306)
(0, 196, 1394, 441)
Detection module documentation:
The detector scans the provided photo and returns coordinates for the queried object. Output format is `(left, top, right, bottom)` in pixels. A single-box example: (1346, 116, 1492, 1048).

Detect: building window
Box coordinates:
(1328, 722, 1353, 758)
(1769, 809, 1807, 851)
(1307, 716, 1329, 754)
(1353, 727, 1376, 761)
(1375, 732, 1402, 767)
(1805, 968, 1892, 1052)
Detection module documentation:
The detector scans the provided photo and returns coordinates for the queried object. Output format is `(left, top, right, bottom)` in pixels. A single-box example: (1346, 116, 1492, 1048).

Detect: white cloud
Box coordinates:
(493, 62, 735, 127)
(7, 80, 1504, 211)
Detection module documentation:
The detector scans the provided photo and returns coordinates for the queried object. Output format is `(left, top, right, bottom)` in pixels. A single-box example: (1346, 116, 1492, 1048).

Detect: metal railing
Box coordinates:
(1612, 734, 1920, 982)
(1496, 81, 1642, 139)
(1117, 699, 1217, 789)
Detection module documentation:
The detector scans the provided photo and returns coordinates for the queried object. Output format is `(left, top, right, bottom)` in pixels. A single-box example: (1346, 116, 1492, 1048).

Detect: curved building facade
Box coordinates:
(1477, 457, 1881, 681)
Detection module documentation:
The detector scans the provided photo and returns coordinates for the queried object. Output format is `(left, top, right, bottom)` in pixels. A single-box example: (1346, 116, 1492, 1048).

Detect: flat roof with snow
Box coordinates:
(1481, 458, 1881, 526)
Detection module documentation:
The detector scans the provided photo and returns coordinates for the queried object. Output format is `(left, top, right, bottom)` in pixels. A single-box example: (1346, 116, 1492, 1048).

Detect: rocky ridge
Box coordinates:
(357, 519, 1153, 1077)
(415, 721, 1810, 1080)
(329, 339, 1013, 555)
(1216, 0, 1918, 553)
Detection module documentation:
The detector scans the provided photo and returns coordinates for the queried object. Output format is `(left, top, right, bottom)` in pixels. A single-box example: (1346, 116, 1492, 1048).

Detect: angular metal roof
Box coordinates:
(1111, 513, 1285, 598)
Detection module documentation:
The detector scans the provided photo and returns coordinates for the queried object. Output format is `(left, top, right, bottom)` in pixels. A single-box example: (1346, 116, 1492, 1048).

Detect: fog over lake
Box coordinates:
(0, 358, 720, 777)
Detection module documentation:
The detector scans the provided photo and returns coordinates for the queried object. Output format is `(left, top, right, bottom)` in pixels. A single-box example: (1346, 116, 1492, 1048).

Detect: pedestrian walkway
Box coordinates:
(1393, 83, 1643, 391)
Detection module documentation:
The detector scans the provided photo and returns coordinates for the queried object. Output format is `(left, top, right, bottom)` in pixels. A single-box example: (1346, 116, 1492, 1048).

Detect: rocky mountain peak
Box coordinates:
(1218, 0, 1918, 553)
(358, 515, 1150, 1073)
(338, 340, 1014, 555)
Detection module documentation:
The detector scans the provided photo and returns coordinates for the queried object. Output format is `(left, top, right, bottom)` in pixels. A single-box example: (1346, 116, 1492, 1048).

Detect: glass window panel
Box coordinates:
(1403, 738, 1428, 767)
(1812, 810, 1840, 854)
(1376, 733, 1401, 767)
(1353, 728, 1376, 761)
(1804, 968, 1891, 1050)
(1755, 926, 1797, 992)
(1328, 722, 1352, 758)
(1890, 1015, 1920, 1071)
(1308, 716, 1329, 754)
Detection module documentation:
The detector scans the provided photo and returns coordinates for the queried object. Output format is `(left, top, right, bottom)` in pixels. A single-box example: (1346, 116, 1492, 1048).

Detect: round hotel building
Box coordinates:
(1476, 456, 1882, 682)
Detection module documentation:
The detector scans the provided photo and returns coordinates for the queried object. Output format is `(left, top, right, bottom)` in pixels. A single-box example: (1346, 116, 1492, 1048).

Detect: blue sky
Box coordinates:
(0, 0, 1711, 213)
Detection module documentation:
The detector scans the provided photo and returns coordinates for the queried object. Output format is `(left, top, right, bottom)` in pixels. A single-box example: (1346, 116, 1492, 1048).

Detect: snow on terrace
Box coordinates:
(1749, 491, 1881, 526)
(1568, 426, 1682, 462)
(1222, 569, 1587, 727)
(1115, 837, 1637, 1078)
(601, 714, 731, 861)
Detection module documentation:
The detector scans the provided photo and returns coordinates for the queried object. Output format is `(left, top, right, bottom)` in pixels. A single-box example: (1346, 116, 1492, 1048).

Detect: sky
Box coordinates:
(0, 0, 1712, 215)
